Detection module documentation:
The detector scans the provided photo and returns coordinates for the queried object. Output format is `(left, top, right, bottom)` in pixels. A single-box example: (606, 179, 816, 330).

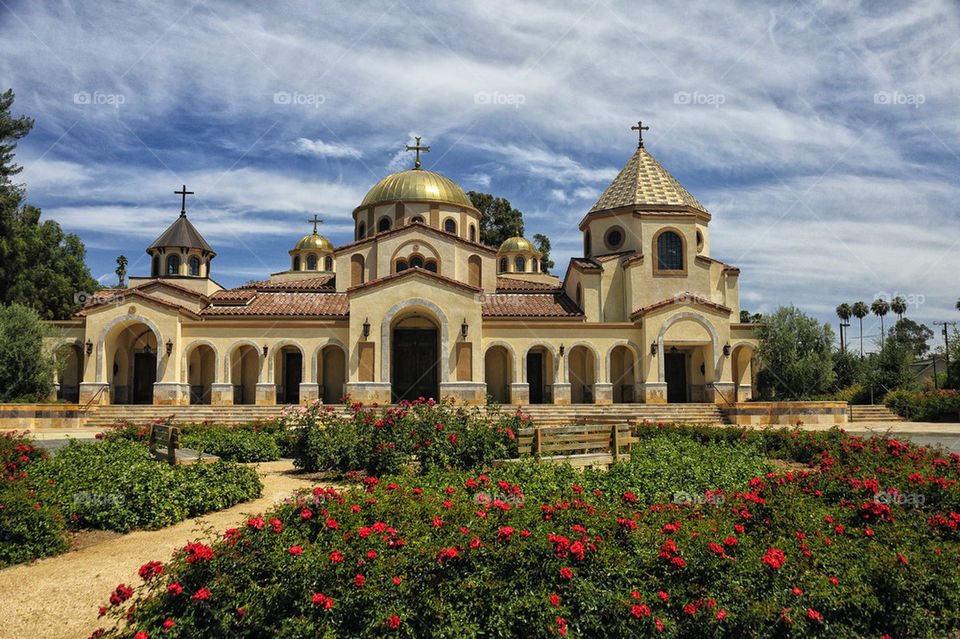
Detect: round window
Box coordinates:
(605, 227, 624, 249)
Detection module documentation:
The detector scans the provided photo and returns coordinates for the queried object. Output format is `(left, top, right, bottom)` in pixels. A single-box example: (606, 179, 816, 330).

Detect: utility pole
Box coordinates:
(934, 321, 957, 389)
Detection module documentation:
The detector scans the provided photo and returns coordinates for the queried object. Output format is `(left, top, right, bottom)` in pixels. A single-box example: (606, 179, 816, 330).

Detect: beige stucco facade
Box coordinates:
(49, 138, 756, 407)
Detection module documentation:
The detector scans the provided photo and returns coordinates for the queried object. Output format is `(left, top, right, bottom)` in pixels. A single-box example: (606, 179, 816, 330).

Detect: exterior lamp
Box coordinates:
(650, 342, 658, 356)
(461, 319, 469, 338)
(165, 339, 173, 356)
(558, 344, 565, 357)
(262, 344, 268, 357)
(362, 318, 371, 339)
(85, 340, 93, 356)
(723, 343, 731, 357)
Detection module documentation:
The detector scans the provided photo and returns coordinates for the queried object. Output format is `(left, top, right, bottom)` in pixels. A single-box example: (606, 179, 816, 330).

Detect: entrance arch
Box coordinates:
(272, 342, 305, 405)
(608, 344, 637, 403)
(319, 343, 347, 404)
(55, 342, 83, 403)
(229, 343, 260, 405)
(568, 344, 597, 404)
(483, 344, 513, 403)
(524, 343, 556, 404)
(102, 320, 159, 404)
(391, 314, 439, 402)
(185, 342, 217, 404)
(731, 342, 756, 401)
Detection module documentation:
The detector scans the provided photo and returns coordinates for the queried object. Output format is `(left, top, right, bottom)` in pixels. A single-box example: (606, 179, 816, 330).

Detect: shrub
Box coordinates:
(0, 303, 60, 401)
(885, 389, 960, 421)
(180, 426, 281, 462)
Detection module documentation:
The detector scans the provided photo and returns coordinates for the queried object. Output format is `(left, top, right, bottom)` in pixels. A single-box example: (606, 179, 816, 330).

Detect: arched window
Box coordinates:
(166, 254, 180, 275)
(357, 222, 366, 240)
(189, 256, 201, 276)
(424, 260, 437, 272)
(151, 256, 160, 278)
(410, 255, 424, 269)
(576, 283, 582, 307)
(584, 230, 592, 257)
(469, 225, 476, 242)
(499, 257, 507, 273)
(378, 217, 391, 232)
(515, 256, 526, 272)
(293, 256, 301, 271)
(396, 260, 408, 272)
(307, 254, 318, 270)
(532, 258, 539, 273)
(656, 231, 684, 271)
(411, 215, 424, 224)
(324, 256, 333, 271)
(444, 219, 456, 234)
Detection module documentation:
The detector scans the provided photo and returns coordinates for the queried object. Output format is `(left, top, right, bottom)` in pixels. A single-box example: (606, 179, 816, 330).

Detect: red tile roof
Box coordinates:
(481, 292, 583, 318)
(201, 291, 348, 317)
(239, 276, 335, 291)
(630, 292, 731, 320)
(495, 277, 558, 292)
(347, 267, 481, 295)
(694, 255, 740, 274)
(569, 257, 602, 271)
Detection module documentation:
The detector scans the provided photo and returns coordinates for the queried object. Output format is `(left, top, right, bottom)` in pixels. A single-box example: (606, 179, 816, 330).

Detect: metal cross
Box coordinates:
(631, 121, 650, 148)
(308, 214, 323, 234)
(174, 185, 194, 215)
(405, 136, 430, 169)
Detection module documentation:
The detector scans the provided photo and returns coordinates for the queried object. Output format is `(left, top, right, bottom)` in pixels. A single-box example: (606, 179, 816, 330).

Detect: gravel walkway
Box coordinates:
(0, 460, 328, 639)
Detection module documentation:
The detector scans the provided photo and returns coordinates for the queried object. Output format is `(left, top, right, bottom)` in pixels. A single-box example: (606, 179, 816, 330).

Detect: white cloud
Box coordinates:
(293, 138, 362, 158)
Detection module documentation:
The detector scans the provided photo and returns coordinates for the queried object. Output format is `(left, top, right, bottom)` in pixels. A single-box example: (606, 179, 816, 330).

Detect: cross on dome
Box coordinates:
(174, 184, 194, 216)
(308, 214, 323, 234)
(631, 121, 650, 148)
(405, 136, 430, 169)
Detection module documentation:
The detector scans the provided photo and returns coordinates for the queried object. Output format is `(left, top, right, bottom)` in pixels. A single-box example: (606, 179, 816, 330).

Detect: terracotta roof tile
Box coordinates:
(239, 276, 335, 291)
(495, 277, 558, 292)
(201, 291, 348, 317)
(482, 292, 583, 318)
(630, 292, 731, 320)
(347, 267, 480, 294)
(589, 147, 706, 213)
(569, 257, 602, 271)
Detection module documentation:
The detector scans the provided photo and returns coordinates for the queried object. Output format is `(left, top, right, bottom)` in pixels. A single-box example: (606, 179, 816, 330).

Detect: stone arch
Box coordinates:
(522, 342, 558, 382)
(562, 340, 601, 383)
(483, 341, 517, 403)
(730, 341, 757, 395)
(267, 340, 306, 383)
(565, 341, 599, 403)
(310, 339, 349, 382)
(181, 340, 220, 384)
(380, 298, 449, 384)
(606, 340, 641, 402)
(96, 314, 163, 383)
(54, 340, 84, 402)
(604, 340, 642, 382)
(223, 340, 263, 382)
(656, 312, 720, 382)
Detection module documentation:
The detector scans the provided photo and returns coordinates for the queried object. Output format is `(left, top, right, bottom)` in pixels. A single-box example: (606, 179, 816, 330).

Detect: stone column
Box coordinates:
(706, 382, 736, 405)
(343, 382, 391, 405)
(299, 383, 321, 404)
(593, 382, 613, 404)
(210, 383, 234, 405)
(509, 383, 529, 405)
(552, 383, 571, 405)
(79, 382, 110, 406)
(736, 384, 752, 402)
(153, 382, 190, 405)
(640, 382, 667, 404)
(256, 383, 277, 405)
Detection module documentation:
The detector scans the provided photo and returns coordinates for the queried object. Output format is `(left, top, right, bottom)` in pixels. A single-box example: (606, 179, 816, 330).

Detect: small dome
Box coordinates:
(499, 236, 538, 253)
(360, 169, 473, 208)
(294, 233, 333, 252)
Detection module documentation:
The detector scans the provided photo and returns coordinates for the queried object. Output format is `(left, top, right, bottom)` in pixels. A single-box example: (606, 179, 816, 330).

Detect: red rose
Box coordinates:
(312, 592, 333, 609)
(167, 582, 182, 596)
(326, 517, 338, 529)
(387, 614, 402, 629)
(163, 618, 174, 630)
(354, 574, 365, 588)
(289, 545, 303, 555)
(301, 509, 312, 519)
(550, 594, 560, 606)
(191, 587, 210, 603)
(631, 604, 651, 618)
(138, 561, 164, 581)
(560, 567, 573, 580)
(330, 551, 344, 563)
(807, 608, 822, 621)
(717, 610, 727, 620)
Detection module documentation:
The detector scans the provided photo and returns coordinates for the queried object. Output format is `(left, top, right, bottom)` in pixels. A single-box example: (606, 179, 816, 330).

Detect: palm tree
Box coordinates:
(836, 303, 851, 352)
(851, 301, 869, 357)
(115, 255, 128, 288)
(871, 298, 890, 346)
(891, 296, 907, 321)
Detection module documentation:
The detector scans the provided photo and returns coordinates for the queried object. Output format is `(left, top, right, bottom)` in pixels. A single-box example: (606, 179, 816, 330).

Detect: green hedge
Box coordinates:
(885, 389, 960, 421)
(105, 419, 287, 462)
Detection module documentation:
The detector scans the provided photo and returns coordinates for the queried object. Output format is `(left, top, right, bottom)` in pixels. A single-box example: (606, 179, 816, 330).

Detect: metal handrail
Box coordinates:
(80, 384, 107, 414)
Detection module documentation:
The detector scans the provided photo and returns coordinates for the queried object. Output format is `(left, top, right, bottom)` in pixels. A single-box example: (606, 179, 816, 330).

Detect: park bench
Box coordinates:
(147, 423, 182, 465)
(509, 423, 636, 467)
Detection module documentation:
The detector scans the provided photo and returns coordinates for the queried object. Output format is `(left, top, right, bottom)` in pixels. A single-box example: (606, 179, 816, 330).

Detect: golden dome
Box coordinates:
(499, 236, 538, 253)
(294, 233, 334, 252)
(360, 169, 473, 208)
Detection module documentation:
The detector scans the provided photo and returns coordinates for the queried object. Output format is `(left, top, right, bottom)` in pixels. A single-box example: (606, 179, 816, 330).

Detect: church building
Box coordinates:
(52, 126, 757, 407)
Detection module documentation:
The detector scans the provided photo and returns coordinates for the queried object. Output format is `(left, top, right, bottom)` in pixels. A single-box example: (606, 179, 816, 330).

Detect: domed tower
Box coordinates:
(352, 137, 482, 243)
(146, 185, 215, 281)
(289, 215, 335, 273)
(497, 235, 542, 275)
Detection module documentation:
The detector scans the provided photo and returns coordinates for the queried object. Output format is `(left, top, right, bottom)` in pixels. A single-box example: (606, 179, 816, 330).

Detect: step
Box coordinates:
(849, 405, 900, 422)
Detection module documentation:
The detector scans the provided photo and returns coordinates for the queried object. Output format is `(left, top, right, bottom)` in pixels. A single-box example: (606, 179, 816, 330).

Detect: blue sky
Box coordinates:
(2, 0, 958, 350)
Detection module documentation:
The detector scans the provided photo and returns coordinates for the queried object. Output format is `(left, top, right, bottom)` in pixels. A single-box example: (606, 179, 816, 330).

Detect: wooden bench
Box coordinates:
(148, 423, 182, 465)
(509, 423, 636, 467)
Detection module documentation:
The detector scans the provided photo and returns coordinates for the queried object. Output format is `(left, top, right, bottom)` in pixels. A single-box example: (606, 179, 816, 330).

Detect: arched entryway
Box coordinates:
(484, 344, 512, 403)
(186, 343, 216, 404)
(273, 343, 304, 405)
(391, 314, 439, 403)
(319, 344, 346, 404)
(525, 344, 555, 404)
(568, 344, 596, 404)
(104, 321, 159, 404)
(609, 344, 637, 403)
(230, 344, 260, 405)
(55, 343, 83, 403)
(731, 343, 756, 402)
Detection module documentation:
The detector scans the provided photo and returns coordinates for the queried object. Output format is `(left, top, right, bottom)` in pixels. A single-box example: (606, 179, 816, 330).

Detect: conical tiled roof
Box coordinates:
(148, 213, 214, 254)
(589, 147, 706, 213)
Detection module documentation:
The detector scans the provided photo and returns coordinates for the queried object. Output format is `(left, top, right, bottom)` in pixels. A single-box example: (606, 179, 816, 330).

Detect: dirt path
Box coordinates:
(0, 460, 328, 639)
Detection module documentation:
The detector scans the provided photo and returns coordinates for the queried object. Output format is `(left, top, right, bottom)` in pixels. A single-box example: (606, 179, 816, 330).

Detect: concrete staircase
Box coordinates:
(80, 403, 728, 429)
(848, 404, 901, 422)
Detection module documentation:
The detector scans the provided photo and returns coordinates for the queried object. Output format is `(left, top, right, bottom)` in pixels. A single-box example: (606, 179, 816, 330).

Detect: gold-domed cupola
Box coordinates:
(497, 235, 542, 274)
(289, 215, 334, 273)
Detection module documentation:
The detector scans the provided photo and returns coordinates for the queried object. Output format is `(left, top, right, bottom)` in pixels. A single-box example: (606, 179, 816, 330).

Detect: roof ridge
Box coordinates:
(589, 147, 706, 214)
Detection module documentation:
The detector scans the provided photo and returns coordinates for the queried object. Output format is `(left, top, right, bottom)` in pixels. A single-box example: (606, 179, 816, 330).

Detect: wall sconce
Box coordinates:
(85, 340, 93, 356)
(559, 344, 565, 357)
(362, 318, 371, 339)
(461, 319, 469, 339)
(723, 343, 731, 357)
(165, 339, 173, 356)
(262, 344, 268, 357)
(650, 342, 658, 356)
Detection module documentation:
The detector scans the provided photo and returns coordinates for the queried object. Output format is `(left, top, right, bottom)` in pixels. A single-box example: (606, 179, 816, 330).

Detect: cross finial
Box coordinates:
(631, 120, 650, 148)
(308, 214, 323, 234)
(174, 184, 194, 216)
(405, 136, 431, 169)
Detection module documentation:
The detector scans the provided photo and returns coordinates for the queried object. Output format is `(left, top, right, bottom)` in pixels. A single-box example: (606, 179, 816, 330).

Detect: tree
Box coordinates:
(864, 336, 917, 400)
(871, 298, 890, 347)
(833, 347, 866, 391)
(890, 317, 933, 359)
(891, 296, 907, 321)
(115, 255, 128, 288)
(467, 191, 524, 247)
(851, 301, 869, 357)
(532, 233, 554, 272)
(836, 303, 851, 352)
(0, 303, 61, 401)
(0, 89, 99, 319)
(956, 298, 959, 312)
(755, 305, 836, 400)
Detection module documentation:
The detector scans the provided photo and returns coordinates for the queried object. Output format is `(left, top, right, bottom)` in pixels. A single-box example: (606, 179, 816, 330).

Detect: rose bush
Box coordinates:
(92, 425, 960, 637)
